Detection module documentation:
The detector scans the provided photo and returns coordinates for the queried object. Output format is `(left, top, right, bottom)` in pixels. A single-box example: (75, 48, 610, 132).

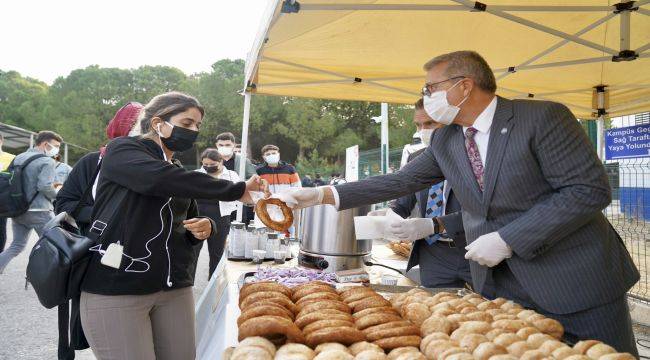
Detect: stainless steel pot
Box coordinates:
(299, 204, 372, 256)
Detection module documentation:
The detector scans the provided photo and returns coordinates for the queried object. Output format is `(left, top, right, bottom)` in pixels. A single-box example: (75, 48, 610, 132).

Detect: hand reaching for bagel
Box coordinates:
(239, 175, 270, 204)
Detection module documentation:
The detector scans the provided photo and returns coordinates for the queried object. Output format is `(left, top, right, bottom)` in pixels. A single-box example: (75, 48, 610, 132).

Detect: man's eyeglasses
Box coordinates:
(421, 76, 465, 97)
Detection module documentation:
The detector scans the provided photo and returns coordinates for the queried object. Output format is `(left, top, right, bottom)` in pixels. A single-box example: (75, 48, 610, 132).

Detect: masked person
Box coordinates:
(78, 92, 266, 360)
(54, 101, 144, 360)
(256, 144, 301, 236)
(276, 51, 639, 354)
(386, 98, 472, 289)
(399, 100, 438, 168)
(0, 131, 62, 273)
(215, 132, 256, 224)
(195, 148, 240, 279)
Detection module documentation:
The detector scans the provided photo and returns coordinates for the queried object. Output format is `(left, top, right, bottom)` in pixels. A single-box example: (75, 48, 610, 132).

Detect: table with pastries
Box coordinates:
(194, 243, 635, 360)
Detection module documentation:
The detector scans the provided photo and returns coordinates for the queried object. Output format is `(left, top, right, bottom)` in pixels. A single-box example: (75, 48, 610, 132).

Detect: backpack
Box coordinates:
(0, 154, 47, 217)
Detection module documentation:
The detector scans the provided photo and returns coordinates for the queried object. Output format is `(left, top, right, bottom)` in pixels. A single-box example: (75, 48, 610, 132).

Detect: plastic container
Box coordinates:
(230, 222, 245, 257)
(274, 250, 286, 264)
(257, 228, 268, 255)
(244, 225, 257, 259)
(279, 238, 290, 260)
(252, 250, 266, 264)
(266, 232, 280, 259)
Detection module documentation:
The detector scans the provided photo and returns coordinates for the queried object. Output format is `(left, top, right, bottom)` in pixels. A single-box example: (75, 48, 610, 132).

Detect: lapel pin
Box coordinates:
(501, 128, 508, 134)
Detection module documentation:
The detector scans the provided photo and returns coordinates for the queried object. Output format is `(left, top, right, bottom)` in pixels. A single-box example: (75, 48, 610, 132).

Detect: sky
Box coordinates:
(0, 0, 269, 84)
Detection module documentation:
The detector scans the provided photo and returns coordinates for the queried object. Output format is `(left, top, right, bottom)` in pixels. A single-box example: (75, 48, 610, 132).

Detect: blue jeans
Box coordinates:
(0, 211, 53, 272)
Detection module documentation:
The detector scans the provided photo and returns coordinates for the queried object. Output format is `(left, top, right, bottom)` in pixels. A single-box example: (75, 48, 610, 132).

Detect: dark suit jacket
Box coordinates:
(391, 183, 465, 273)
(336, 96, 639, 314)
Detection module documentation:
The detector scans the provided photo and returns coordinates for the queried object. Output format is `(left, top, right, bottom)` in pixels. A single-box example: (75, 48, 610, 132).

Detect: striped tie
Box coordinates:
(424, 182, 444, 245)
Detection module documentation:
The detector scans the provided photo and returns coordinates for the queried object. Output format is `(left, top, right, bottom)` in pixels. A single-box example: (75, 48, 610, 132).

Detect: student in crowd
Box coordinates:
(54, 101, 143, 359)
(256, 144, 301, 193)
(195, 148, 240, 279)
(78, 92, 265, 360)
(313, 173, 325, 186)
(0, 133, 15, 253)
(0, 131, 62, 273)
(301, 174, 314, 187)
(215, 132, 256, 224)
(214, 132, 255, 178)
(56, 101, 144, 233)
(53, 154, 73, 190)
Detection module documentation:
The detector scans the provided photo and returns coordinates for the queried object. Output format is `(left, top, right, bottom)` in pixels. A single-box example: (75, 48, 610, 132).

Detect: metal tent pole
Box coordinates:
(595, 86, 607, 160)
(380, 103, 389, 174)
(236, 92, 252, 222)
(64, 143, 69, 164)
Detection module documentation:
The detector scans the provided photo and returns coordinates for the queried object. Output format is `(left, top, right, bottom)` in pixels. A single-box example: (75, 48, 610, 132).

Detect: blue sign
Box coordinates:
(605, 123, 650, 160)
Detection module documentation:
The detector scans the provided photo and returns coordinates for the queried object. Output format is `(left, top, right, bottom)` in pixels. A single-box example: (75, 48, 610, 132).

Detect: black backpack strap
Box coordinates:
(70, 160, 102, 219)
(86, 186, 129, 242)
(19, 154, 49, 206)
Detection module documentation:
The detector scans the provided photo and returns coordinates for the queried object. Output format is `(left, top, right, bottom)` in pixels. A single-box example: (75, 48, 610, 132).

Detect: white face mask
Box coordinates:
(45, 143, 60, 157)
(264, 153, 280, 165)
(423, 80, 469, 125)
(419, 129, 434, 146)
(217, 146, 234, 157)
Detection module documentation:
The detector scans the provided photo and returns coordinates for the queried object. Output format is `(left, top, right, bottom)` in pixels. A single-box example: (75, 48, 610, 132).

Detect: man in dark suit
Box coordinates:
(278, 51, 639, 353)
(388, 99, 471, 289)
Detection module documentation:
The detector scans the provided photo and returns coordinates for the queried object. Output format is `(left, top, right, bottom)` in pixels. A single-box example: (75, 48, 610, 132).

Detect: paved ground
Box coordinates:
(1, 220, 650, 359)
(0, 219, 210, 360)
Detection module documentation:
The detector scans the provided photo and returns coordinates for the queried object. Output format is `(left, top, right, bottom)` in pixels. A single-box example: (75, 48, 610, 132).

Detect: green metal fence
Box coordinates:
(358, 147, 404, 179)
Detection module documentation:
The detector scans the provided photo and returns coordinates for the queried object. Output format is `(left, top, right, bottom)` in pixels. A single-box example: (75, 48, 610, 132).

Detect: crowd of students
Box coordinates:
(0, 91, 320, 359)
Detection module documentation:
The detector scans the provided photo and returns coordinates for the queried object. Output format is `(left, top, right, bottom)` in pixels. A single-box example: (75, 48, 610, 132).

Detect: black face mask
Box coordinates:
(203, 165, 220, 174)
(158, 122, 198, 152)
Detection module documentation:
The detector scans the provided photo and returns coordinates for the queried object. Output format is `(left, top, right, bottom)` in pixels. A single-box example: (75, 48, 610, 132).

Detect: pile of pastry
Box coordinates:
(226, 337, 428, 360)
(342, 286, 423, 351)
(386, 242, 412, 258)
(293, 281, 365, 347)
(391, 289, 636, 360)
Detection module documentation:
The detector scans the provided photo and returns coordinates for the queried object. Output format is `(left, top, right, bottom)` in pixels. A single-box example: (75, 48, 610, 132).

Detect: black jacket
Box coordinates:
(81, 137, 245, 295)
(54, 151, 101, 234)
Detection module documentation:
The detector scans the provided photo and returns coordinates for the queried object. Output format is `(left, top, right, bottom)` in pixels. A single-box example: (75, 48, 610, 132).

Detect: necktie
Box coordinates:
(424, 182, 444, 245)
(465, 127, 485, 192)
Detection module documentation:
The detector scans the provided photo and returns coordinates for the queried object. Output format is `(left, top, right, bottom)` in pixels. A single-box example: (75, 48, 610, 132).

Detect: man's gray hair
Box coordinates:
(423, 51, 497, 93)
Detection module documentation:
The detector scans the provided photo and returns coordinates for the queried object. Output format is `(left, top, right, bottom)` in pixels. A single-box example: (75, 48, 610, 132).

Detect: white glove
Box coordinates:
(367, 208, 388, 216)
(273, 187, 325, 210)
(386, 217, 435, 243)
(464, 231, 512, 267)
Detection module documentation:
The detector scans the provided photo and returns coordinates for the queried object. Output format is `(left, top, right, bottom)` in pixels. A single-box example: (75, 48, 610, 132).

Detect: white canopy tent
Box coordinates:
(236, 0, 650, 189)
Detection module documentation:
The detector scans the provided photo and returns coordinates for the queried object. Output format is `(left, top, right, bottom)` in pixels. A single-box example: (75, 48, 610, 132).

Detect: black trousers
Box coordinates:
(197, 202, 231, 279)
(482, 262, 638, 356)
(0, 217, 6, 253)
(417, 240, 473, 289)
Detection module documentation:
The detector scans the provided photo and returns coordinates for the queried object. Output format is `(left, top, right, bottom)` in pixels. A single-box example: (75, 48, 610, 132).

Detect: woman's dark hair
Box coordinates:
(200, 148, 222, 162)
(139, 92, 205, 134)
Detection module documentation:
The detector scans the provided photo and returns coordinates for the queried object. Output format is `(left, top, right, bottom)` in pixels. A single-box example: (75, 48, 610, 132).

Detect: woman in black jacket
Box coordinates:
(78, 92, 264, 360)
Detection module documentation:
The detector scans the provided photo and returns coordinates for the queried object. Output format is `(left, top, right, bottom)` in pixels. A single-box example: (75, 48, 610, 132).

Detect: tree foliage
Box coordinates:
(0, 60, 416, 171)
